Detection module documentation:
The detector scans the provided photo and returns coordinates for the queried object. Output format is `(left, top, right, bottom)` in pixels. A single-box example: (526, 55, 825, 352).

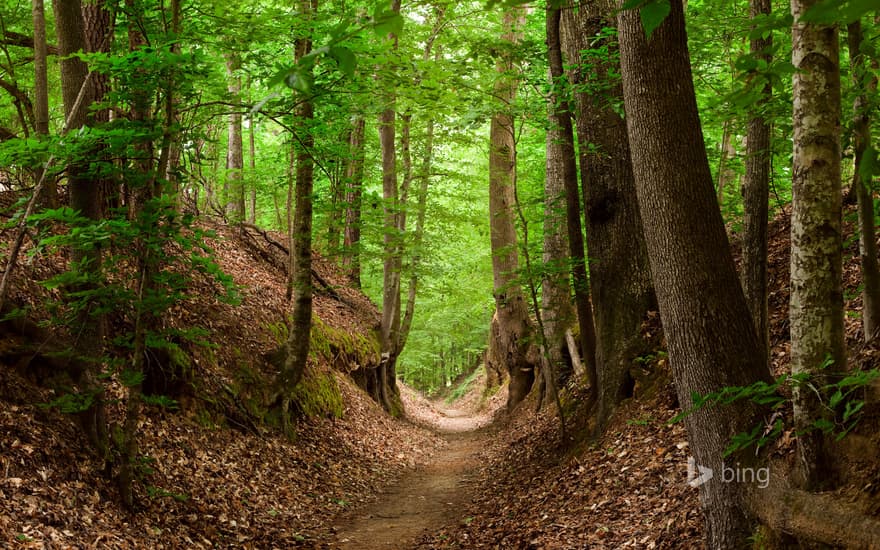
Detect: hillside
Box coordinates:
(0, 220, 443, 547)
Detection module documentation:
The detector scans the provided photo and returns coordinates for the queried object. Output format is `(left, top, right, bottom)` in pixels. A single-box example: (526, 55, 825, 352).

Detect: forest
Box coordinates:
(1, 0, 879, 548)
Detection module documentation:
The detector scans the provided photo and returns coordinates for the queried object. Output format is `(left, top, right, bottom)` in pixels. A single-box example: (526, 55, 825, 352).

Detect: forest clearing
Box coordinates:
(2, 0, 880, 548)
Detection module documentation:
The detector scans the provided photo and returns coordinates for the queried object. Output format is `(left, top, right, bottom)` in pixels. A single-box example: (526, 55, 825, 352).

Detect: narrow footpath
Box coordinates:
(332, 385, 502, 549)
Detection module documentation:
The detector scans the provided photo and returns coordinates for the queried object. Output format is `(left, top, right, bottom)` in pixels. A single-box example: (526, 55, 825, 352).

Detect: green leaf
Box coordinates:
(329, 46, 357, 78)
(858, 146, 879, 184)
(373, 10, 404, 39)
(640, 0, 671, 40)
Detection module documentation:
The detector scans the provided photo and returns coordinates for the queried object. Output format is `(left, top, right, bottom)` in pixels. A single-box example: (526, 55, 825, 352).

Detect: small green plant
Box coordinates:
(146, 485, 189, 502)
(672, 359, 880, 456)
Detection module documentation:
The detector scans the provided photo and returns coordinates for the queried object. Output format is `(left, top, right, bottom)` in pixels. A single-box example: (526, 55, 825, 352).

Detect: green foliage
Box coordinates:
(672, 364, 880, 456)
(445, 367, 481, 404)
(622, 0, 672, 40)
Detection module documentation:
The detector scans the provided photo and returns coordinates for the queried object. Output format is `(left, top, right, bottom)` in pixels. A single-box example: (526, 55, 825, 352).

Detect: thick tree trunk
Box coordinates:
(790, 0, 844, 490)
(342, 116, 365, 287)
(561, 0, 654, 430)
(32, 0, 57, 206)
(741, 0, 772, 363)
(225, 53, 245, 223)
(487, 7, 535, 411)
(617, 1, 772, 547)
(848, 20, 880, 343)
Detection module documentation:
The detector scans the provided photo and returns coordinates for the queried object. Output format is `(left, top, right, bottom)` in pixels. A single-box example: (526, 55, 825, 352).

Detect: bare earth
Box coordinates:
(332, 381, 503, 549)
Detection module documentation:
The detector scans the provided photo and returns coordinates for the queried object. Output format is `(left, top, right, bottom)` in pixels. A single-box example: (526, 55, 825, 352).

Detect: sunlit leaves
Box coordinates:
(799, 0, 879, 25)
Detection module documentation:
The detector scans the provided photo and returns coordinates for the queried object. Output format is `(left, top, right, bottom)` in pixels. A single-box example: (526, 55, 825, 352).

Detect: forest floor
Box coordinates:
(330, 381, 504, 549)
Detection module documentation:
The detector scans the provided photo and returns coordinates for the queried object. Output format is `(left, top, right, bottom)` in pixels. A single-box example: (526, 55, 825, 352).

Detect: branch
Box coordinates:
(1, 31, 58, 54)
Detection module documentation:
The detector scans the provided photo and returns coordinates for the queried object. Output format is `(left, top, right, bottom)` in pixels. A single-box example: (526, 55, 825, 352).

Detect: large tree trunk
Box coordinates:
(790, 0, 844, 490)
(32, 0, 57, 207)
(53, 0, 109, 462)
(225, 52, 245, 224)
(342, 116, 365, 287)
(279, 0, 317, 432)
(561, 0, 654, 430)
(848, 19, 880, 343)
(617, 1, 772, 547)
(377, 0, 403, 415)
(487, 7, 535, 411)
(741, 0, 773, 363)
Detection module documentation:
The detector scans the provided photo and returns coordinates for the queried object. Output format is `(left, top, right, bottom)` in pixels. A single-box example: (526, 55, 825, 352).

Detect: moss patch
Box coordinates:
(290, 365, 344, 419)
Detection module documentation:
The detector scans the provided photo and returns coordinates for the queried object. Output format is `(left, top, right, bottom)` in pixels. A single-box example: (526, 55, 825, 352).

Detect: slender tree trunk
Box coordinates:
(741, 0, 772, 363)
(790, 0, 844, 490)
(617, 1, 772, 546)
(546, 5, 599, 401)
(82, 0, 115, 215)
(561, 0, 654, 430)
(848, 19, 880, 342)
(716, 121, 738, 205)
(487, 7, 535, 411)
(248, 113, 257, 225)
(280, 0, 317, 433)
(225, 53, 245, 224)
(32, 0, 57, 206)
(541, 64, 573, 385)
(376, 0, 403, 414)
(342, 116, 365, 287)
(53, 0, 109, 463)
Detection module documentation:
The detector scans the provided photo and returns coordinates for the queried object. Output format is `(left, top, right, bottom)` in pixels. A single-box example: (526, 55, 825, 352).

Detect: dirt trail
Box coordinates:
(332, 384, 502, 549)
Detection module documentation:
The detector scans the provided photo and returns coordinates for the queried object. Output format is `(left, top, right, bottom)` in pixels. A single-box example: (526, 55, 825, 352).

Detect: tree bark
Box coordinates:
(377, 0, 403, 414)
(741, 0, 773, 363)
(342, 116, 365, 287)
(248, 109, 257, 225)
(487, 7, 535, 411)
(541, 63, 573, 386)
(790, 0, 844, 490)
(546, 5, 599, 401)
(848, 19, 880, 343)
(280, 0, 317, 432)
(617, 1, 772, 546)
(225, 52, 245, 224)
(561, 0, 654, 430)
(32, 0, 57, 206)
(53, 0, 109, 462)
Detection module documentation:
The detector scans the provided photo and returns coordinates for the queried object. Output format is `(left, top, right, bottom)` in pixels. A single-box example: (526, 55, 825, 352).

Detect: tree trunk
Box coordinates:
(32, 0, 57, 207)
(487, 7, 535, 411)
(848, 19, 880, 343)
(741, 0, 772, 363)
(716, 121, 737, 206)
(279, 0, 317, 433)
(377, 0, 403, 414)
(82, 0, 115, 215)
(225, 52, 245, 224)
(546, 5, 599, 401)
(248, 112, 257, 225)
(342, 116, 365, 287)
(541, 65, 573, 386)
(617, 1, 773, 546)
(561, 0, 654, 430)
(53, 0, 109, 462)
(790, 0, 844, 491)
